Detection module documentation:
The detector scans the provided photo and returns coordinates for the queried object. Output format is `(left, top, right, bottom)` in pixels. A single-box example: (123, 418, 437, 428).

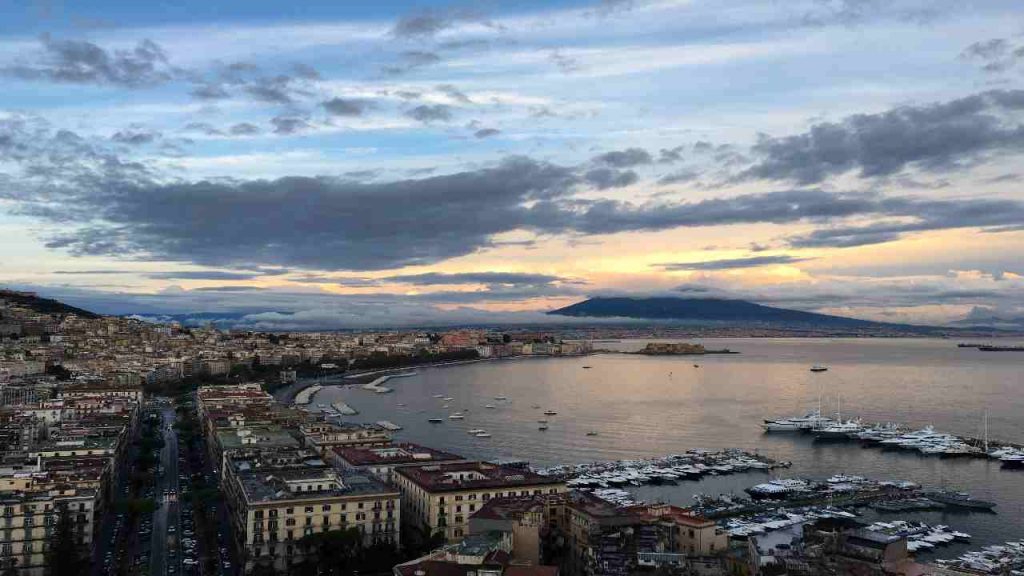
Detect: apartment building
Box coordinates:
(393, 462, 566, 543)
(330, 442, 468, 484)
(222, 448, 400, 573)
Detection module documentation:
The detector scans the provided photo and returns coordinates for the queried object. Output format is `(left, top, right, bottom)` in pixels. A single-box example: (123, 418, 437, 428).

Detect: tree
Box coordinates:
(46, 506, 89, 576)
(296, 528, 363, 576)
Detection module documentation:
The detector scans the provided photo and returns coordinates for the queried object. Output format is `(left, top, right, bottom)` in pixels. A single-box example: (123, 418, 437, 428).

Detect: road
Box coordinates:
(150, 406, 182, 576)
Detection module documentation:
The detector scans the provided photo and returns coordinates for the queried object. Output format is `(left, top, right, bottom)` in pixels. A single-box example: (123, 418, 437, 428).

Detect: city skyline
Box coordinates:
(2, 0, 1024, 329)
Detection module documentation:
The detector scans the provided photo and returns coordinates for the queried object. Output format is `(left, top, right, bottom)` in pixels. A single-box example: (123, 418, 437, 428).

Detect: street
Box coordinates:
(150, 406, 182, 576)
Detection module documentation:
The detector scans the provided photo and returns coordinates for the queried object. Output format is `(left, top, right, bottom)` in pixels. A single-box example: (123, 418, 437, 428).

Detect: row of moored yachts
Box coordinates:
(763, 410, 1024, 465)
(539, 451, 778, 489)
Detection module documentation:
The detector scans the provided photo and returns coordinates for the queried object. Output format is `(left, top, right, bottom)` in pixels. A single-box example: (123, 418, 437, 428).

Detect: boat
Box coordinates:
(544, 410, 558, 416)
(693, 364, 700, 368)
(475, 432, 492, 438)
(443, 397, 454, 401)
(494, 396, 508, 400)
(433, 394, 444, 398)
(586, 431, 599, 437)
(810, 365, 828, 372)
(485, 404, 496, 409)
(537, 419, 548, 424)
(763, 410, 833, 432)
(924, 491, 997, 511)
(468, 429, 485, 434)
(428, 418, 443, 424)
(582, 366, 592, 369)
(448, 413, 465, 420)
(531, 405, 541, 409)
(538, 425, 549, 431)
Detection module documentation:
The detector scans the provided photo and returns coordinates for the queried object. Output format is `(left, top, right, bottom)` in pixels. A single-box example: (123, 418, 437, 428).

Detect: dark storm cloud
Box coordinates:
(655, 255, 812, 271)
(2, 37, 175, 88)
(381, 272, 569, 286)
(406, 104, 453, 123)
(321, 97, 371, 117)
(738, 89, 1024, 185)
(36, 156, 581, 271)
(583, 168, 638, 190)
(592, 147, 653, 168)
(474, 128, 501, 139)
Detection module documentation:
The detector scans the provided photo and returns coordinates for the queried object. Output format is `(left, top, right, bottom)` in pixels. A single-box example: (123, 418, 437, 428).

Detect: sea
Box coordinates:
(309, 338, 1024, 560)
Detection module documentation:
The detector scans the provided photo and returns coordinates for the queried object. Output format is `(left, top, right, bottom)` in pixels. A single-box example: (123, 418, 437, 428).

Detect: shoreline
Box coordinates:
(277, 353, 592, 405)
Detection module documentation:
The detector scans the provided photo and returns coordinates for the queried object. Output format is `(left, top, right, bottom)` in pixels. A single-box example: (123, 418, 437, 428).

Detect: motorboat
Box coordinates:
(810, 365, 828, 372)
(428, 418, 443, 423)
(448, 413, 465, 420)
(544, 410, 558, 416)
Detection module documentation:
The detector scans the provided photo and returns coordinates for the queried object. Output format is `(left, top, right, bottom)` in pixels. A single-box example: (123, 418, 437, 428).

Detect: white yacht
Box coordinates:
(448, 413, 465, 420)
(763, 410, 833, 432)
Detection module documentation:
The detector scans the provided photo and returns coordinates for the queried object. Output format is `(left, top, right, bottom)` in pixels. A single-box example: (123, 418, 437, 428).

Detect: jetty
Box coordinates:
(361, 372, 417, 393)
(293, 384, 323, 405)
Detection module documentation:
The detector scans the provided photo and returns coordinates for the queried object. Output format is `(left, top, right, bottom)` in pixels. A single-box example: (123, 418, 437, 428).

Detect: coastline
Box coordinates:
(274, 353, 591, 405)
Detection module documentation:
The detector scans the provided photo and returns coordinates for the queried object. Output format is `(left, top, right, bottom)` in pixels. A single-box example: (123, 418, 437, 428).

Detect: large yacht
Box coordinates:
(763, 410, 833, 432)
(814, 419, 864, 440)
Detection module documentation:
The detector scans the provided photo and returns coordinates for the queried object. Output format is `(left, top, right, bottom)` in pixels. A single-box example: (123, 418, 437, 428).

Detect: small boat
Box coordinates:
(586, 431, 599, 437)
(443, 397, 454, 401)
(810, 365, 829, 372)
(582, 366, 592, 369)
(448, 413, 465, 420)
(475, 432, 492, 438)
(494, 396, 508, 400)
(538, 425, 549, 431)
(433, 394, 444, 398)
(693, 364, 699, 368)
(468, 428, 485, 434)
(531, 405, 541, 409)
(544, 410, 558, 416)
(428, 418, 443, 424)
(485, 404, 496, 409)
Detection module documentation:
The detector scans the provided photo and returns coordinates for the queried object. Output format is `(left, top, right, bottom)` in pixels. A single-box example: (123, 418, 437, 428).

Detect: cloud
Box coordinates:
(321, 97, 371, 117)
(592, 147, 653, 168)
(34, 156, 581, 271)
(229, 122, 261, 136)
(960, 38, 1024, 73)
(655, 255, 812, 271)
(381, 272, 572, 286)
(657, 169, 699, 185)
(244, 74, 308, 104)
(406, 104, 453, 123)
(738, 89, 1024, 185)
(658, 146, 685, 164)
(270, 115, 310, 134)
(383, 50, 442, 75)
(146, 270, 285, 281)
(190, 83, 230, 100)
(583, 167, 638, 189)
(111, 126, 161, 146)
(474, 128, 501, 139)
(3, 37, 174, 88)
(391, 8, 486, 38)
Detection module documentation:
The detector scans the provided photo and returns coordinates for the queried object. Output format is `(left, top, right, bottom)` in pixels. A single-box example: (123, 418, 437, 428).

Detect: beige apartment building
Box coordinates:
(222, 449, 400, 573)
(392, 462, 567, 543)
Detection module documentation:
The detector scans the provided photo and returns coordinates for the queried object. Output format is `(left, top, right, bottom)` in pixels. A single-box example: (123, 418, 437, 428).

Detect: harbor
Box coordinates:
(763, 407, 1024, 466)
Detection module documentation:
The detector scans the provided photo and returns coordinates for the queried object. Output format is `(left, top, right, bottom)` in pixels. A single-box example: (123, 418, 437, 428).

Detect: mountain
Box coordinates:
(0, 289, 101, 319)
(548, 297, 919, 331)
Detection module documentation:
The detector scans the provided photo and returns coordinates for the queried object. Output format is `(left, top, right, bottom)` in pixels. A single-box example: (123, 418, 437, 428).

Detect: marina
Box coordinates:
(934, 540, 1024, 574)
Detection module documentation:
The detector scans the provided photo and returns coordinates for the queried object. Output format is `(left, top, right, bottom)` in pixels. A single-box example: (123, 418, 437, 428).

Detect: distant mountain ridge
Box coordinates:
(548, 296, 918, 330)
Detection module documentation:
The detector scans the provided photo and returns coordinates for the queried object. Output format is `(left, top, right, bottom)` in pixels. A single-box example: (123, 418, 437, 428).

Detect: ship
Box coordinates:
(924, 491, 996, 511)
(810, 365, 829, 372)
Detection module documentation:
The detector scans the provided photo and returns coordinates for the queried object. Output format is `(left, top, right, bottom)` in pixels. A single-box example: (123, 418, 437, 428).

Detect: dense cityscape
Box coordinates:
(2, 289, 1021, 576)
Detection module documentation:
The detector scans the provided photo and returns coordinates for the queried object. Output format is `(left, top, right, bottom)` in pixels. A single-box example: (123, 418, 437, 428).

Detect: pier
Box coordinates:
(293, 384, 323, 405)
(331, 401, 358, 415)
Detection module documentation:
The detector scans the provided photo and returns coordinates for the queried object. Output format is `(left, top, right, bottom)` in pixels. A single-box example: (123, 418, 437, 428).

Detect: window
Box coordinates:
(286, 508, 294, 515)
(304, 506, 314, 513)
(322, 505, 331, 512)
(456, 505, 462, 513)
(469, 504, 475, 512)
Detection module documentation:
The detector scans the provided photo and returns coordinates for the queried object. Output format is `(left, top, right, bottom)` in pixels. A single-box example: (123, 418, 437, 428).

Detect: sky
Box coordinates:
(2, 0, 1024, 329)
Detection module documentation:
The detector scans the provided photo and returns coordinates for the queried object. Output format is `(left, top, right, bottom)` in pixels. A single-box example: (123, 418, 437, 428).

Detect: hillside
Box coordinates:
(548, 297, 914, 330)
(0, 289, 101, 319)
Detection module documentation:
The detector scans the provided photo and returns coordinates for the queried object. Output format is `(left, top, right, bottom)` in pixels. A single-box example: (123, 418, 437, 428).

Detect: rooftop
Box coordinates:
(334, 443, 465, 467)
(395, 462, 564, 494)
